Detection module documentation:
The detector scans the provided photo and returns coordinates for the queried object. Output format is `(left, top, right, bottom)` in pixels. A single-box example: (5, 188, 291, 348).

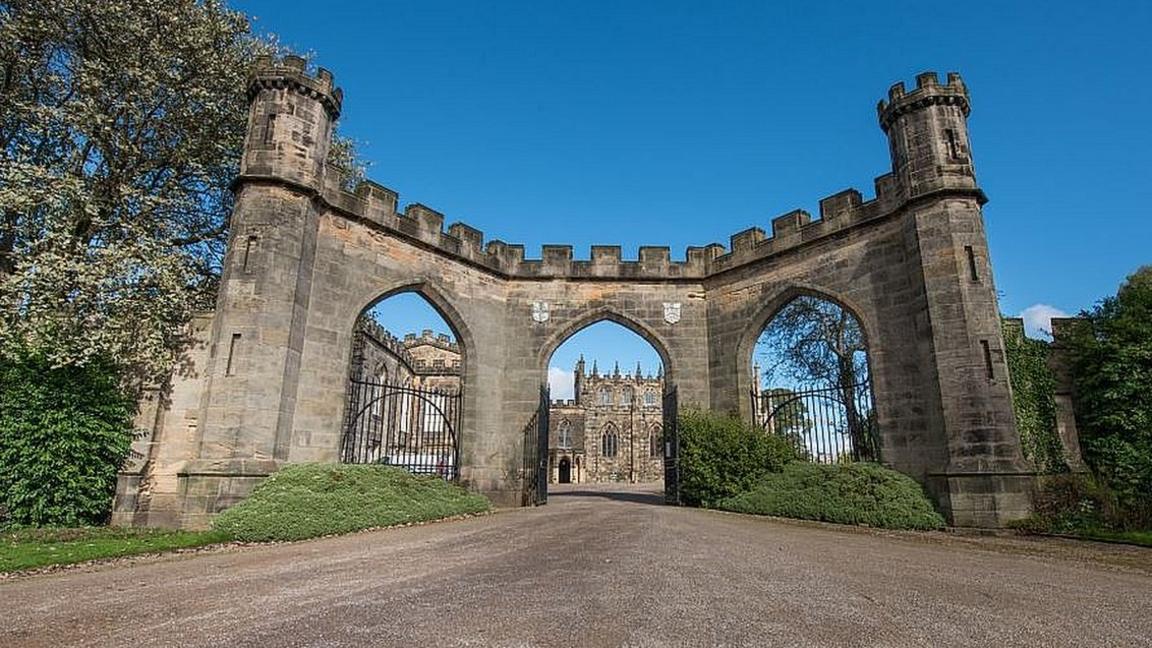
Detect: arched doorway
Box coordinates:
(341, 290, 465, 479)
(558, 456, 572, 483)
(532, 318, 672, 501)
(750, 293, 878, 463)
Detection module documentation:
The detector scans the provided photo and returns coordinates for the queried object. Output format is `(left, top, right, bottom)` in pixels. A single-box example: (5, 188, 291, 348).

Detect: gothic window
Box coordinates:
(558, 420, 573, 449)
(598, 386, 612, 406)
(650, 424, 663, 458)
(371, 365, 388, 418)
(622, 386, 634, 406)
(644, 390, 657, 406)
(601, 425, 619, 458)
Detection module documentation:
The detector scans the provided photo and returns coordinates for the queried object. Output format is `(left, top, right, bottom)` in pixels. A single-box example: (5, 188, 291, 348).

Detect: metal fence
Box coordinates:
(752, 381, 879, 464)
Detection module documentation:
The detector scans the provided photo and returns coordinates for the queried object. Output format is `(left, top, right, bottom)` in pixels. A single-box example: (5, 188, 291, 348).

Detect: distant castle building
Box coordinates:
(547, 357, 664, 484)
(352, 317, 462, 393)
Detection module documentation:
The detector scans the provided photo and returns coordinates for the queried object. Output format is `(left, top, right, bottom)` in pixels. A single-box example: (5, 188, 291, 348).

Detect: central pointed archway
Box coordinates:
(531, 315, 676, 504)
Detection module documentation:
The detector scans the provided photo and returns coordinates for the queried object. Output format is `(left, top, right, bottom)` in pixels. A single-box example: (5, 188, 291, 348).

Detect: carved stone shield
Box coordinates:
(663, 302, 681, 324)
(532, 301, 550, 323)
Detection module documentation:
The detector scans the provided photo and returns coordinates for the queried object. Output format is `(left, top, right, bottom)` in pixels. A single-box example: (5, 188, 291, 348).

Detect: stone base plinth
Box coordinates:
(926, 471, 1037, 528)
(177, 459, 282, 530)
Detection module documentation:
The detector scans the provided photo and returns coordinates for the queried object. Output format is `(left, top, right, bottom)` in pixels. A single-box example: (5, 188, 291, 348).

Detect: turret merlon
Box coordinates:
(249, 55, 343, 119)
(877, 70, 969, 133)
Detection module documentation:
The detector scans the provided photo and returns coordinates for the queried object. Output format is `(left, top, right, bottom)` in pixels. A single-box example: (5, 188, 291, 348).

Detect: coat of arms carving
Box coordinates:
(532, 301, 550, 323)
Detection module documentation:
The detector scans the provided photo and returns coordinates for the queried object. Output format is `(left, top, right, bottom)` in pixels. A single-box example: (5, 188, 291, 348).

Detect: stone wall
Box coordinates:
(116, 59, 1036, 528)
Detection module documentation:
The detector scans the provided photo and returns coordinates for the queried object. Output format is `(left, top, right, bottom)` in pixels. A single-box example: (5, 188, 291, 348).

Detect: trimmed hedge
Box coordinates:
(0, 352, 135, 527)
(719, 462, 945, 530)
(679, 409, 797, 507)
(212, 464, 490, 542)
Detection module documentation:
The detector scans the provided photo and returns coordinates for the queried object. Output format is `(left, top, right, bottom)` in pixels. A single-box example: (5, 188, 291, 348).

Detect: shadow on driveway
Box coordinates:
(547, 486, 667, 506)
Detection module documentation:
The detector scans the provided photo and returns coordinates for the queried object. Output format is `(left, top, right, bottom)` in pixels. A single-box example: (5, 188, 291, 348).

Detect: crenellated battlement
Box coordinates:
(316, 169, 907, 281)
(249, 55, 343, 119)
(876, 70, 968, 133)
(243, 64, 976, 282)
(402, 329, 461, 354)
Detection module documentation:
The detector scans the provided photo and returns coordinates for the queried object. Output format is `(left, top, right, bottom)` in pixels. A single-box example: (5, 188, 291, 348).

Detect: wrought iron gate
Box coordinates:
(662, 386, 680, 505)
(341, 378, 462, 479)
(522, 384, 550, 506)
(752, 380, 878, 464)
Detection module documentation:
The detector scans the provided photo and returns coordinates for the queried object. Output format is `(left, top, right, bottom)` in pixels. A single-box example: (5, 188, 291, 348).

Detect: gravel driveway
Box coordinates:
(2, 482, 1150, 647)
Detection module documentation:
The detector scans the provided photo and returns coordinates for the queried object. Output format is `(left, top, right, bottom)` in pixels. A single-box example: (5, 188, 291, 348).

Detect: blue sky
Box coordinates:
(254, 1, 1152, 396)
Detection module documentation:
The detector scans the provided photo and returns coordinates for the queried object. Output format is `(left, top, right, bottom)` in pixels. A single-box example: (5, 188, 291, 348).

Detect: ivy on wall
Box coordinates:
(1002, 319, 1067, 474)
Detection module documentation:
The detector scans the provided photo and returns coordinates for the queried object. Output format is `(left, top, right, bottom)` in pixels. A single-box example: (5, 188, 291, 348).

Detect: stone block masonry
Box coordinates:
(115, 60, 1036, 528)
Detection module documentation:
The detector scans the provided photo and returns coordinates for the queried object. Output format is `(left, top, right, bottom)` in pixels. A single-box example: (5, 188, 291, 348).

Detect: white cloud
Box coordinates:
(1019, 303, 1071, 340)
(548, 367, 575, 400)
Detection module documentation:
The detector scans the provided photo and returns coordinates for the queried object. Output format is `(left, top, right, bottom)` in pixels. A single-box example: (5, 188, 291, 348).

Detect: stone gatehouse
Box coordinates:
(113, 55, 1036, 529)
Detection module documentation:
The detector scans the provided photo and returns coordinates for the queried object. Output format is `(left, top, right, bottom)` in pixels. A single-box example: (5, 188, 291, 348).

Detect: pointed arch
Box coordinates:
(342, 280, 472, 479)
(557, 419, 573, 449)
(351, 280, 476, 378)
(649, 422, 663, 457)
(737, 283, 875, 375)
(597, 385, 612, 406)
(538, 307, 675, 385)
(745, 284, 880, 464)
(735, 283, 878, 415)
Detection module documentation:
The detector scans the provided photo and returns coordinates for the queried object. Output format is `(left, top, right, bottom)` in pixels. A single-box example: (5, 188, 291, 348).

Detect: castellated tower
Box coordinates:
(241, 55, 341, 188)
(878, 71, 976, 198)
(178, 57, 345, 526)
(881, 72, 1027, 520)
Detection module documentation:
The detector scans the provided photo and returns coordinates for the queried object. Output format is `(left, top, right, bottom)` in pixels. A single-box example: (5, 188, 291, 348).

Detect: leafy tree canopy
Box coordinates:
(1068, 266, 1152, 517)
(756, 295, 868, 390)
(0, 0, 361, 380)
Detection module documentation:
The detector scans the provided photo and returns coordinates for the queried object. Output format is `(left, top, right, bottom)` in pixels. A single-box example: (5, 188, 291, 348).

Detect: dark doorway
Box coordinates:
(559, 456, 572, 483)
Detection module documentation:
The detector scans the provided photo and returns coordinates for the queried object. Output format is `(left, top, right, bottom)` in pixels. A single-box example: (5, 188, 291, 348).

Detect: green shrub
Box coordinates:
(0, 352, 135, 528)
(212, 464, 490, 542)
(1008, 473, 1148, 534)
(678, 409, 797, 507)
(719, 462, 945, 530)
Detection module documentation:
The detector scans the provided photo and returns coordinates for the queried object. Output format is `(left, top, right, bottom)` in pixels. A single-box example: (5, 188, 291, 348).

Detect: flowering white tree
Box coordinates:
(0, 0, 361, 380)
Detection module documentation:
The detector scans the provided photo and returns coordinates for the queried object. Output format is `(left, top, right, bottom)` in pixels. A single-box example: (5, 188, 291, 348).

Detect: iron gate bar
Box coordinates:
(537, 384, 550, 505)
(663, 386, 680, 505)
(520, 385, 550, 506)
(521, 410, 540, 506)
(341, 378, 462, 480)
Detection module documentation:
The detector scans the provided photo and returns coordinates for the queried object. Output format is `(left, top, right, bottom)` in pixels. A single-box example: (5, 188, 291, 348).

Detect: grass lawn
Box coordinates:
(2, 464, 491, 573)
(1, 527, 229, 573)
(1061, 528, 1152, 547)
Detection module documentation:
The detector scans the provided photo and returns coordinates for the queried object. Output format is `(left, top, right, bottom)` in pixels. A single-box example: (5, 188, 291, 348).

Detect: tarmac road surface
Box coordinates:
(2, 482, 1150, 647)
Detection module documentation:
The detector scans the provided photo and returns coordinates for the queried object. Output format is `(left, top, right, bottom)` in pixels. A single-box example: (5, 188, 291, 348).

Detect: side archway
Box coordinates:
(339, 283, 475, 479)
(742, 286, 882, 464)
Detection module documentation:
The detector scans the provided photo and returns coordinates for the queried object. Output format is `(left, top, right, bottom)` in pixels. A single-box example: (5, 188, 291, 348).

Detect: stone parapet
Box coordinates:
(305, 168, 917, 282)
